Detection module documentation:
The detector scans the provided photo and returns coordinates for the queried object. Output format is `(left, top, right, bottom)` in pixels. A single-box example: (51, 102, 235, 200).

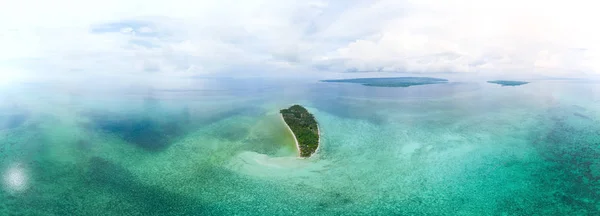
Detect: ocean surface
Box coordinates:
(1, 78, 599, 215)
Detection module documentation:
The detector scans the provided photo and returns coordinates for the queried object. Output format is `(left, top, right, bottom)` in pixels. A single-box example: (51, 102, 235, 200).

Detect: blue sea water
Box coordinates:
(1, 78, 599, 215)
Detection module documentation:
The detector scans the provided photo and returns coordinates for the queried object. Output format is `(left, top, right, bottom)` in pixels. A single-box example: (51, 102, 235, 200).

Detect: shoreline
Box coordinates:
(280, 114, 302, 157)
(314, 123, 321, 154)
(280, 113, 320, 158)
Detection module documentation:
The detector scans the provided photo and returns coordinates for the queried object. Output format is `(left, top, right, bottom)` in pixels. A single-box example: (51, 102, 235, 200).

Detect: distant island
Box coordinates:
(487, 80, 529, 86)
(280, 105, 319, 157)
(321, 77, 448, 87)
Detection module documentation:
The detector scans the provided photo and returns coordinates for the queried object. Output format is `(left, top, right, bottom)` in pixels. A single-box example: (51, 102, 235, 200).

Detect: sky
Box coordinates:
(1, 0, 599, 84)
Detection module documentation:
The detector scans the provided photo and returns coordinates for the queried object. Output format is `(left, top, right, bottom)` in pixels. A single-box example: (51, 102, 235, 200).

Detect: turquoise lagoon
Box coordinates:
(1, 79, 599, 215)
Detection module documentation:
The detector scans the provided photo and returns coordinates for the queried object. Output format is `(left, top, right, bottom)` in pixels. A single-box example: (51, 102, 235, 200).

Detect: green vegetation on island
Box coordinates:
(280, 105, 319, 157)
(487, 80, 529, 86)
(321, 77, 448, 87)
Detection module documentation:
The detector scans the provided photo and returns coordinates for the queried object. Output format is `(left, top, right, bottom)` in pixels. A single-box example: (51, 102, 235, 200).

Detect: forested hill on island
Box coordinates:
(280, 105, 319, 157)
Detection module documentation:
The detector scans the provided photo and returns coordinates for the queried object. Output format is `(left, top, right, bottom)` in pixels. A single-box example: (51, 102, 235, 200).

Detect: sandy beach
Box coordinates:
(280, 113, 301, 157)
(279, 113, 321, 158)
(314, 124, 321, 154)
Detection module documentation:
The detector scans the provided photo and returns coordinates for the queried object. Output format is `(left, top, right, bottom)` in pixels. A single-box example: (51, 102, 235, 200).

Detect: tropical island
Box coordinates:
(487, 80, 529, 86)
(320, 77, 448, 87)
(280, 105, 319, 157)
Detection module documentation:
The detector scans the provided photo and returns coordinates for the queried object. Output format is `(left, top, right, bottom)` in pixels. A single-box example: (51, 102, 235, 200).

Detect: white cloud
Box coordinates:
(318, 0, 600, 77)
(0, 0, 598, 82)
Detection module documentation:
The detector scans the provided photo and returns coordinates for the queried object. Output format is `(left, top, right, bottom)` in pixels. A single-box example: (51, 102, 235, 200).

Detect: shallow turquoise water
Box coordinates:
(1, 79, 599, 215)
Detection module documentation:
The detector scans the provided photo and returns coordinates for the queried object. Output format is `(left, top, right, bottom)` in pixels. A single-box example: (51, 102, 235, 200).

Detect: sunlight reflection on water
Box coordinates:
(3, 163, 28, 193)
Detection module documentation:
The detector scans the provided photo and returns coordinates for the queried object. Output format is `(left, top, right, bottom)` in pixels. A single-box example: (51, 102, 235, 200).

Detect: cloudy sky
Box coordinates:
(1, 0, 598, 83)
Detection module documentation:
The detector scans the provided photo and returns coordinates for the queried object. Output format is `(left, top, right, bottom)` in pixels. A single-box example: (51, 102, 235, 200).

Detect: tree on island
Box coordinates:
(280, 105, 319, 157)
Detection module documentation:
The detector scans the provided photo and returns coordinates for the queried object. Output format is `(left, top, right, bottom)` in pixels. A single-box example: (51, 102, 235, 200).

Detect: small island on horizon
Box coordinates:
(487, 80, 529, 86)
(280, 105, 319, 157)
(321, 77, 448, 87)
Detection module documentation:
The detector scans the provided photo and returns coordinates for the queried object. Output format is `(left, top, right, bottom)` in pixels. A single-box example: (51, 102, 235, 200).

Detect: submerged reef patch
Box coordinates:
(85, 111, 187, 151)
(528, 105, 600, 213)
(0, 108, 28, 130)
